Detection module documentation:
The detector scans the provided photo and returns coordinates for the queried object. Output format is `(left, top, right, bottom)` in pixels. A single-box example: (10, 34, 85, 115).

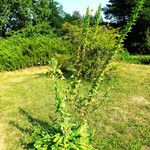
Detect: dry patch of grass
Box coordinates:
(0, 123, 7, 150)
(131, 96, 149, 105)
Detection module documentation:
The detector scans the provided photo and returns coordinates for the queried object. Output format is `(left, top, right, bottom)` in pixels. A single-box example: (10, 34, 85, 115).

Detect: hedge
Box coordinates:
(0, 35, 73, 71)
(120, 51, 150, 64)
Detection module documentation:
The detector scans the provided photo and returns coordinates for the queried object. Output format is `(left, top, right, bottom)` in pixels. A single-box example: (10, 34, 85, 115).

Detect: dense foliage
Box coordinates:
(64, 11, 83, 25)
(121, 51, 150, 64)
(63, 23, 119, 81)
(103, 0, 150, 54)
(0, 35, 72, 71)
(0, 0, 64, 37)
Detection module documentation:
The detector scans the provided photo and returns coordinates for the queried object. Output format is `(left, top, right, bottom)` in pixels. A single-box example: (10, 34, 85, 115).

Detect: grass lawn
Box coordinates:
(0, 62, 150, 150)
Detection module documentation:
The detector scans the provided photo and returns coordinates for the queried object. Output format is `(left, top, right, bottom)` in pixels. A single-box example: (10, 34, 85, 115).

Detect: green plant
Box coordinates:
(63, 10, 119, 83)
(10, 23, 55, 38)
(0, 35, 73, 71)
(31, 58, 94, 149)
(131, 55, 150, 64)
(64, 0, 144, 144)
(120, 51, 150, 64)
(30, 0, 144, 149)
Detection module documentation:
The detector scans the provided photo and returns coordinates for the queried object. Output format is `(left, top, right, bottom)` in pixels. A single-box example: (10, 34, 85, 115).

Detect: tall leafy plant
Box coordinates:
(31, 58, 94, 149)
(30, 0, 144, 149)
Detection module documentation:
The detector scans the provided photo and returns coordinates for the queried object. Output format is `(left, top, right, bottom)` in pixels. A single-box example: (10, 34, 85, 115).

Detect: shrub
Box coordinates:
(120, 50, 150, 64)
(131, 55, 150, 64)
(9, 22, 55, 38)
(0, 35, 73, 71)
(63, 21, 120, 82)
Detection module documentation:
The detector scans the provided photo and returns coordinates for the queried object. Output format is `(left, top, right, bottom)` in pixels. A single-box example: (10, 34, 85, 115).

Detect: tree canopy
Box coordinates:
(0, 0, 64, 37)
(103, 0, 150, 54)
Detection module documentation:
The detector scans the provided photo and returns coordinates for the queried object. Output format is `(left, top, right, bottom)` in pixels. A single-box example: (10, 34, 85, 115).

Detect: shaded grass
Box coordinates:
(0, 62, 150, 149)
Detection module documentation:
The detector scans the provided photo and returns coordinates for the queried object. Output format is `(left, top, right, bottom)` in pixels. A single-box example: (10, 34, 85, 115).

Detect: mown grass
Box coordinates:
(0, 62, 150, 150)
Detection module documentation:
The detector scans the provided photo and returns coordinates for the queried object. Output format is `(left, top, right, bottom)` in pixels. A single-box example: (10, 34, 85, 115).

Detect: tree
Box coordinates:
(64, 11, 82, 25)
(0, 0, 64, 37)
(103, 0, 150, 54)
(0, 0, 31, 37)
(71, 11, 82, 25)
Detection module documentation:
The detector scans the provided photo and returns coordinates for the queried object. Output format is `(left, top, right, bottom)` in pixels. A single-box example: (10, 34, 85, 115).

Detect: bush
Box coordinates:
(120, 51, 150, 64)
(63, 22, 120, 81)
(8, 23, 55, 38)
(0, 35, 73, 71)
(131, 55, 150, 64)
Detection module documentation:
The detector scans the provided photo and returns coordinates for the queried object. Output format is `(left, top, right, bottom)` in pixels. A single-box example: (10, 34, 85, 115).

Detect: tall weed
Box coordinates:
(29, 0, 144, 149)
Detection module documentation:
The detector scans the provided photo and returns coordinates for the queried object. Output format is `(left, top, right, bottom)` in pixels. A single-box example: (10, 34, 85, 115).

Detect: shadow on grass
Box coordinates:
(9, 108, 56, 149)
(36, 69, 75, 79)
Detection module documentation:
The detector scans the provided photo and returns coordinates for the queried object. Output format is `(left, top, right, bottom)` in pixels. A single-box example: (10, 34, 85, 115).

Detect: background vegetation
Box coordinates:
(0, 35, 72, 71)
(0, 0, 149, 149)
(0, 0, 149, 73)
(103, 0, 150, 54)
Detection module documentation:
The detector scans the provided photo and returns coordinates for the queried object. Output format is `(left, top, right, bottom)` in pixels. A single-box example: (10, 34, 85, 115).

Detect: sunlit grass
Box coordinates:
(0, 62, 150, 149)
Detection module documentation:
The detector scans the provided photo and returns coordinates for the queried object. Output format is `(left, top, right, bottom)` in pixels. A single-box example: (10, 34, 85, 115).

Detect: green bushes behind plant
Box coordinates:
(120, 51, 150, 64)
(131, 55, 150, 64)
(0, 35, 73, 71)
(8, 23, 55, 38)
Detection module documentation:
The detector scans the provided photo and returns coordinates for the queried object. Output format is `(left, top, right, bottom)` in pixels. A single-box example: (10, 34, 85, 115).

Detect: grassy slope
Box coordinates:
(0, 62, 150, 150)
